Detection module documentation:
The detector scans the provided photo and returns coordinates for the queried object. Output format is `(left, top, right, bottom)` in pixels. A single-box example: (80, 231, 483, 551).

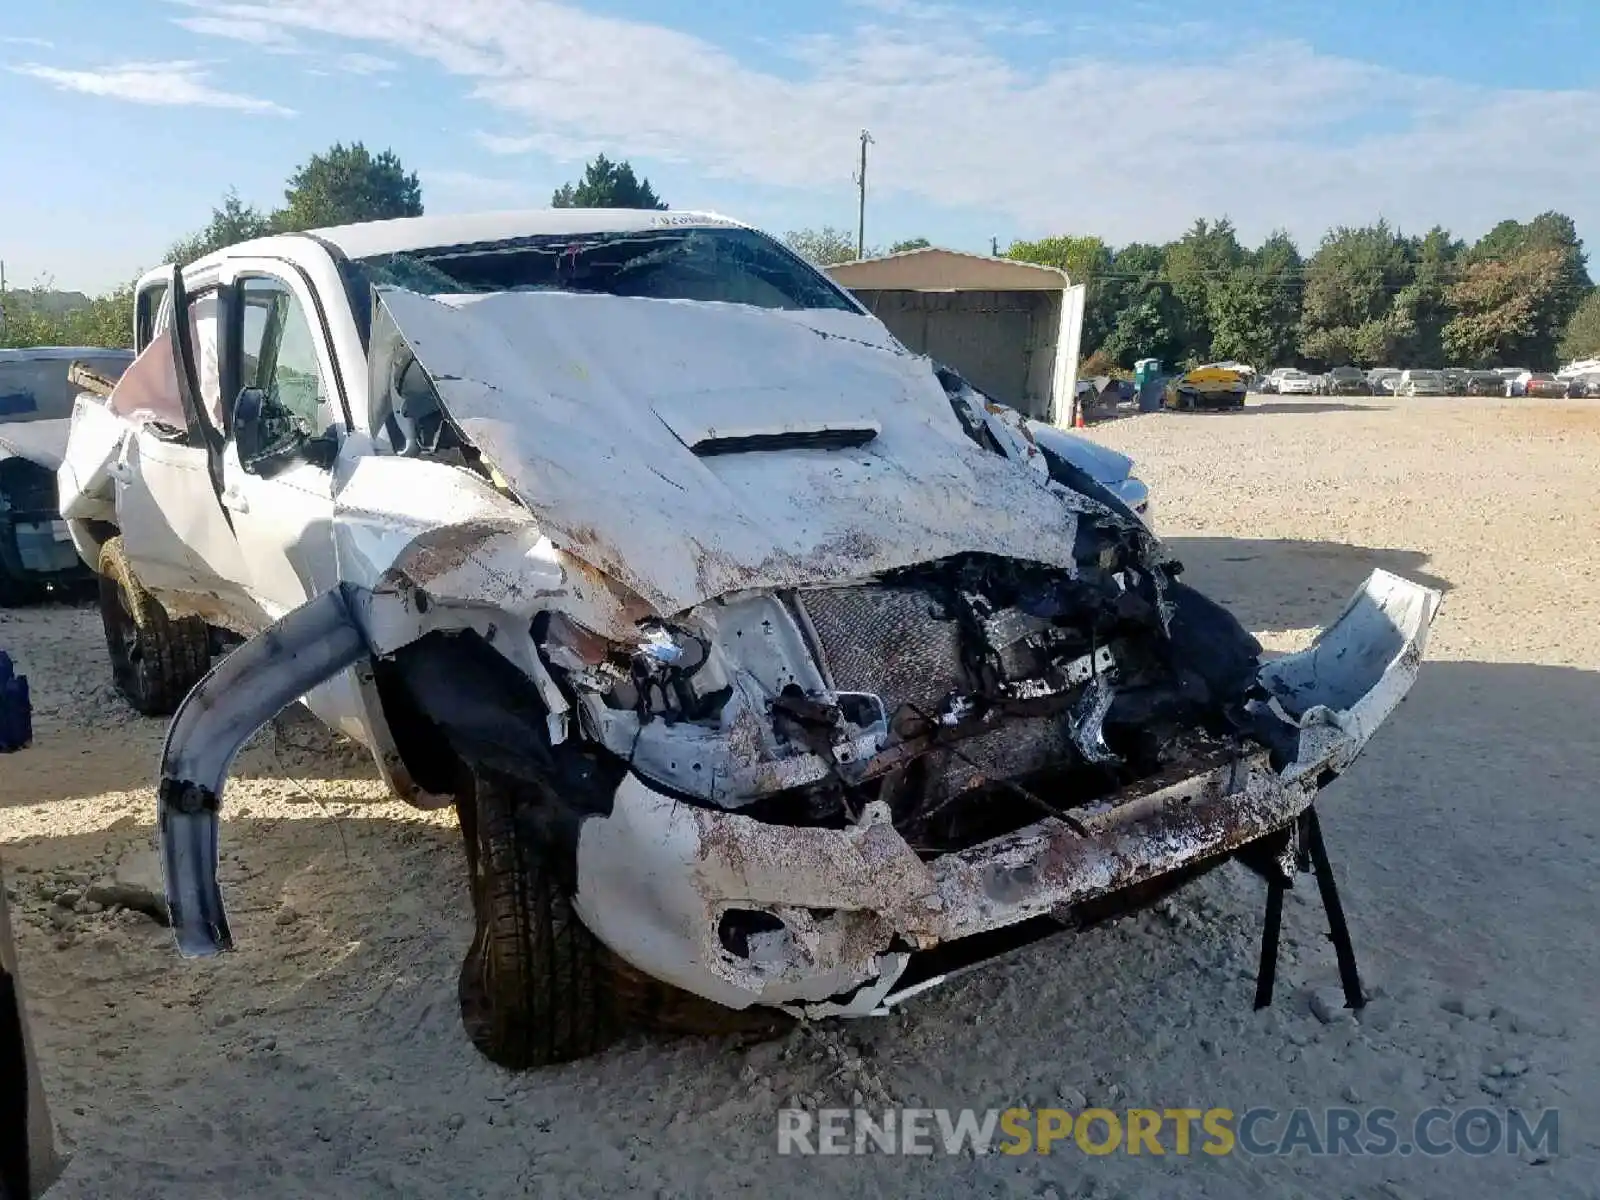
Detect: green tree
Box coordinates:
(276, 142, 423, 232)
(166, 189, 274, 266)
(61, 284, 136, 348)
(1098, 243, 1183, 368)
(1442, 247, 1570, 367)
(1207, 230, 1302, 367)
(551, 154, 667, 209)
(0, 280, 133, 349)
(1003, 234, 1111, 280)
(1558, 289, 1600, 362)
(783, 227, 864, 266)
(1389, 226, 1461, 366)
(1297, 221, 1413, 366)
(1160, 218, 1245, 362)
(1443, 213, 1589, 367)
(1004, 235, 1115, 351)
(888, 237, 932, 253)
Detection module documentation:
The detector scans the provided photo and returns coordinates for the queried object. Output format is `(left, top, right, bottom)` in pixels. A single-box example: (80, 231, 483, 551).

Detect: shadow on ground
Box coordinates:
(1237, 400, 1390, 415)
(1163, 536, 1452, 633)
(7, 652, 1599, 1198)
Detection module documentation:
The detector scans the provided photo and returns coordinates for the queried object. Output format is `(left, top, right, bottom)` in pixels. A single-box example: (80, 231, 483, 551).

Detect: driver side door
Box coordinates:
(214, 263, 343, 622)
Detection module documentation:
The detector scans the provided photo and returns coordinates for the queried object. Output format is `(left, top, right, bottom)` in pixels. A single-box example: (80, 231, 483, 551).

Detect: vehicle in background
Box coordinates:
(1366, 369, 1402, 394)
(1521, 372, 1572, 399)
(1, 347, 135, 604)
(1163, 364, 1248, 409)
(1441, 368, 1468, 393)
(1463, 370, 1506, 396)
(1568, 372, 1600, 397)
(1493, 368, 1530, 396)
(1501, 370, 1534, 397)
(1273, 369, 1318, 396)
(1259, 367, 1296, 394)
(1396, 369, 1448, 397)
(1026, 421, 1152, 527)
(1321, 366, 1372, 396)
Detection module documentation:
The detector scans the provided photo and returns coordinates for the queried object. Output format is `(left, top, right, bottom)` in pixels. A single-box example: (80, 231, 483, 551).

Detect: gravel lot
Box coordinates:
(3, 393, 1598, 1199)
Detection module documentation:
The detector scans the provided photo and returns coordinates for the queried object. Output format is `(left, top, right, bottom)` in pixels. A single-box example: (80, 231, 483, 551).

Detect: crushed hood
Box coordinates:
(0, 418, 71, 470)
(370, 288, 1094, 615)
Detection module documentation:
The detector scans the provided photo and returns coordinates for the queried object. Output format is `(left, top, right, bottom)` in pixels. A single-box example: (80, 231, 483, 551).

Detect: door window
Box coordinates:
(239, 278, 338, 439)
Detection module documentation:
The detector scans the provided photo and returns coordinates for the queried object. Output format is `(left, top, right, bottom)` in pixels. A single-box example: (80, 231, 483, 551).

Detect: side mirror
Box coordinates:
(233, 386, 308, 474)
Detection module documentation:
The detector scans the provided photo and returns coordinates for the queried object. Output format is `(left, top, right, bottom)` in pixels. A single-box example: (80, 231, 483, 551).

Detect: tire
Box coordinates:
(96, 536, 210, 716)
(457, 767, 786, 1069)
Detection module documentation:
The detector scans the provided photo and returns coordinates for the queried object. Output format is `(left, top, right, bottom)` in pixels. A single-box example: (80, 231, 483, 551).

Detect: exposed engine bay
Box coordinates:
(530, 388, 1271, 861)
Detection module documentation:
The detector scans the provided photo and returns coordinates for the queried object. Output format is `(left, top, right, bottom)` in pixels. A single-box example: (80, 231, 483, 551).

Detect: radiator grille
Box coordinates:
(797, 586, 965, 718)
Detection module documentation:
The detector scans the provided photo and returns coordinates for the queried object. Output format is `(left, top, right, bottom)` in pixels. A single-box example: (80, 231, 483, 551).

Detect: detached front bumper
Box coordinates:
(572, 749, 1314, 1015)
(155, 570, 1440, 1019)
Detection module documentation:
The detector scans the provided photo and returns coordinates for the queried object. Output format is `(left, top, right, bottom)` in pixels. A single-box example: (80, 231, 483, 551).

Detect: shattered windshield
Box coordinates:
(351, 226, 855, 314)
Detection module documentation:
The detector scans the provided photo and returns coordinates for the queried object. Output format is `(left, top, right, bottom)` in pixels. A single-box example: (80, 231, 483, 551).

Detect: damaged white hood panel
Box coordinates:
(371, 288, 1089, 615)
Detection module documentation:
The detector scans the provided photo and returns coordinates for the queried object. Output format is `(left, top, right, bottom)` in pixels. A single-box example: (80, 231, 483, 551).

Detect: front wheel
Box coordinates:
(97, 536, 210, 716)
(456, 767, 787, 1069)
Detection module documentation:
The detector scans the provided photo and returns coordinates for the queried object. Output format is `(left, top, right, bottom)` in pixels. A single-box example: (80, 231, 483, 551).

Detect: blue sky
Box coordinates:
(4, 0, 1598, 293)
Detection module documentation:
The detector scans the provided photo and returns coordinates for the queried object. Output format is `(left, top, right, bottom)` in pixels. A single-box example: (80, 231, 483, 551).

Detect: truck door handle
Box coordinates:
(220, 488, 249, 514)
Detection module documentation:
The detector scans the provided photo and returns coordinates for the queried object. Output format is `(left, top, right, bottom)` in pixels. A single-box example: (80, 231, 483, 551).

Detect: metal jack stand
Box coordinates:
(1245, 805, 1366, 1013)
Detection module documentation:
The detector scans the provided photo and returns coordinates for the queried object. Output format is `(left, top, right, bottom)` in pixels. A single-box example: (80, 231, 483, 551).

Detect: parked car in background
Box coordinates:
(1259, 367, 1296, 394)
(1322, 366, 1373, 396)
(1, 346, 135, 604)
(1367, 368, 1402, 394)
(1463, 370, 1505, 396)
(1441, 368, 1467, 393)
(1568, 373, 1600, 397)
(1396, 369, 1447, 397)
(1496, 368, 1531, 396)
(1274, 369, 1318, 395)
(1521, 373, 1572, 399)
(1497, 369, 1536, 396)
(1163, 364, 1248, 409)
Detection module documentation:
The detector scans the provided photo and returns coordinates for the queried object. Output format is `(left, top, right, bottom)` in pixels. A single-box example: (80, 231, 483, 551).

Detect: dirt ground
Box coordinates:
(3, 393, 1598, 1199)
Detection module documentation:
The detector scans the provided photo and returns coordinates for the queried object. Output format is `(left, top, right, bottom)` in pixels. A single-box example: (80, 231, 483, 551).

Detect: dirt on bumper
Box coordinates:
(572, 747, 1310, 1015)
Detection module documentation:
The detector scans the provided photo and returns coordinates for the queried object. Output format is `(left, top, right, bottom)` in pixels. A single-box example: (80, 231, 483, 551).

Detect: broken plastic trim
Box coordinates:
(158, 585, 369, 957)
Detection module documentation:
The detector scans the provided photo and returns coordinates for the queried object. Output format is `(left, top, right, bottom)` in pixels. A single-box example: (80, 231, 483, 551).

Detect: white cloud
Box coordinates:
(475, 131, 541, 156)
(1, 35, 55, 48)
(421, 168, 543, 207)
(336, 51, 398, 75)
(846, 0, 1054, 38)
(12, 59, 294, 115)
(172, 14, 303, 52)
(169, 1, 1600, 247)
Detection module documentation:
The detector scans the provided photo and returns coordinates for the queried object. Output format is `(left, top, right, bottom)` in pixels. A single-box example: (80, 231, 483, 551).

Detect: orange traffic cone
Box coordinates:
(1074, 404, 1086, 429)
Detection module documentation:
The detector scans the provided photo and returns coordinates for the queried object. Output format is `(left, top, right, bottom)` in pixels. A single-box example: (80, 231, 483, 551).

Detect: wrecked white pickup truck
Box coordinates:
(58, 210, 1440, 1068)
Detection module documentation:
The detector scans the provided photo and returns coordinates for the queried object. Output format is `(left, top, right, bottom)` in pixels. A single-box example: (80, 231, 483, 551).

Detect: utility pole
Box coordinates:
(855, 129, 874, 260)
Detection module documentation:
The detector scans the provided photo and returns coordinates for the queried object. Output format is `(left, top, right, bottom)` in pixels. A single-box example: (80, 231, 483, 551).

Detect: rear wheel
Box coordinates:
(456, 767, 786, 1069)
(96, 536, 210, 716)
